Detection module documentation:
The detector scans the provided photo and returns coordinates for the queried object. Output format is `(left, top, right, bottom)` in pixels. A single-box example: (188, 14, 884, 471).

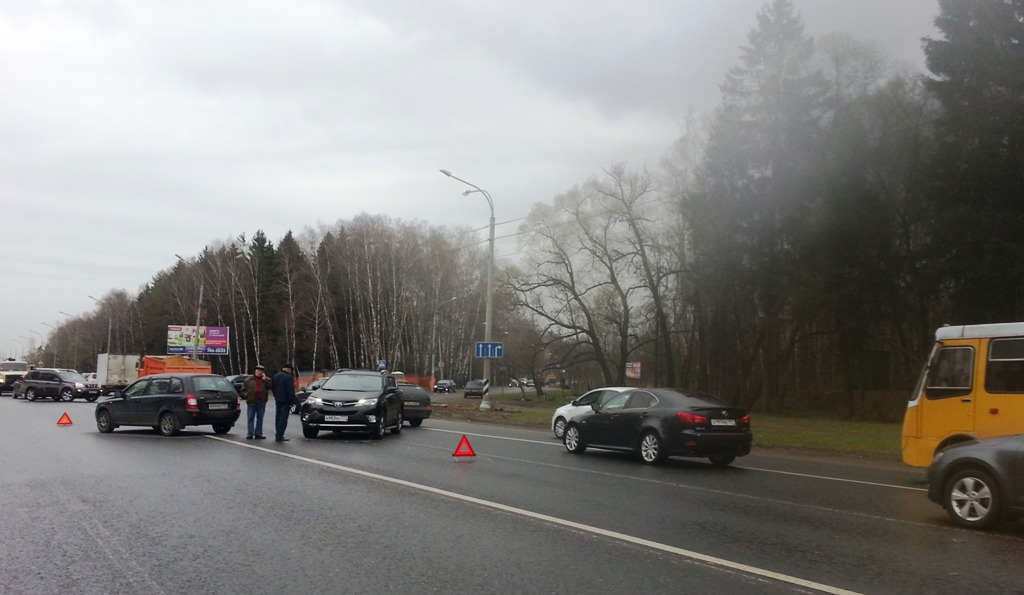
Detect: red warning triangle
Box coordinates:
(57, 412, 73, 426)
(452, 434, 476, 457)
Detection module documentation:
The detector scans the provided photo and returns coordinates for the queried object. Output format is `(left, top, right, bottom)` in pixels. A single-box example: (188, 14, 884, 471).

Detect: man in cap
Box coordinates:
(272, 363, 298, 442)
(242, 364, 272, 439)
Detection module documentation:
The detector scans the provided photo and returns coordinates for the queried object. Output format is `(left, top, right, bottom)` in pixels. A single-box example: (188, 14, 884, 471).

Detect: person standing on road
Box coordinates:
(272, 363, 297, 442)
(242, 364, 272, 440)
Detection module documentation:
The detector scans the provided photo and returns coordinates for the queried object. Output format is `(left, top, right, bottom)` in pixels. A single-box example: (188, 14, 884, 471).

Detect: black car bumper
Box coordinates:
(301, 406, 381, 432)
(666, 431, 752, 458)
(403, 402, 432, 421)
(177, 409, 240, 427)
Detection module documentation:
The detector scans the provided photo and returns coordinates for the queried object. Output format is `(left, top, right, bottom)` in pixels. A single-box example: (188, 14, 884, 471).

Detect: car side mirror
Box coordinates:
(590, 403, 600, 413)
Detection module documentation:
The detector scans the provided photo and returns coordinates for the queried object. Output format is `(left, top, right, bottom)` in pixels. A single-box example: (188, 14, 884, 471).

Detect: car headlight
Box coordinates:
(307, 396, 323, 406)
(75, 383, 85, 389)
(356, 397, 379, 407)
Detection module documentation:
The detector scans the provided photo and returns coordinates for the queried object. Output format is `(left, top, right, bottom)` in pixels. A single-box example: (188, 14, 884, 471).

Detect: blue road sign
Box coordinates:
(475, 342, 504, 359)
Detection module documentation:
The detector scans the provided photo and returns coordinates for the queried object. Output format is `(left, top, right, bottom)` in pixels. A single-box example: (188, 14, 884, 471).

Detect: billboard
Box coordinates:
(625, 361, 642, 380)
(167, 325, 230, 355)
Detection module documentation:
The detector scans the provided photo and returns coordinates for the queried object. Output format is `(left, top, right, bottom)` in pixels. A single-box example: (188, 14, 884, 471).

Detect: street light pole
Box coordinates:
(59, 311, 78, 370)
(430, 296, 460, 384)
(41, 322, 58, 366)
(440, 169, 495, 411)
(88, 295, 112, 354)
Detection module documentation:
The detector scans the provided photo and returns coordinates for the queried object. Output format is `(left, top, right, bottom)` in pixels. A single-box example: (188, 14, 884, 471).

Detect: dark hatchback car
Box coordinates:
(927, 434, 1024, 529)
(299, 370, 403, 439)
(563, 388, 752, 466)
(95, 373, 241, 436)
(19, 368, 102, 402)
(398, 382, 432, 427)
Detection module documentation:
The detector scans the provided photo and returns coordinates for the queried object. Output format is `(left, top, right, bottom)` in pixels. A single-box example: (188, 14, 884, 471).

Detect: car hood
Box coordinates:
(311, 388, 383, 401)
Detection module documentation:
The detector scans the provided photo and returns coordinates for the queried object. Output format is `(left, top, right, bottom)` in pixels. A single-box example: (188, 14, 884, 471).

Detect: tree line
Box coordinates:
(35, 0, 1024, 420)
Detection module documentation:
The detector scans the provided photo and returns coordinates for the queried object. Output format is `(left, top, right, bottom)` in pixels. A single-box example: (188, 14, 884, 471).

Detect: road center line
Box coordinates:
(209, 435, 861, 595)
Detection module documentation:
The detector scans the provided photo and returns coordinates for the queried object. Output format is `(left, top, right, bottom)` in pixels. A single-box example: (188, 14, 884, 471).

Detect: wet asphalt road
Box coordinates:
(2, 393, 1023, 594)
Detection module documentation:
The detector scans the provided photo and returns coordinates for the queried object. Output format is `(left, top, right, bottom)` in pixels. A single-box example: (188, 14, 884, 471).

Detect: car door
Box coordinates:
(586, 392, 631, 447)
(41, 370, 61, 399)
(139, 376, 175, 425)
(116, 378, 150, 425)
(604, 391, 658, 448)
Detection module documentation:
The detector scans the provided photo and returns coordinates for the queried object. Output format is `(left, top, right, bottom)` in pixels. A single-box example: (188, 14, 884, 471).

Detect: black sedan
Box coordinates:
(927, 434, 1024, 529)
(563, 388, 751, 466)
(225, 374, 249, 395)
(398, 382, 432, 427)
(464, 379, 488, 398)
(95, 373, 241, 436)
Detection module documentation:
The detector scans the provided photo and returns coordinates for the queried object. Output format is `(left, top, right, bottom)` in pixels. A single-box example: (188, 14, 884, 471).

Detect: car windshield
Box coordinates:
(322, 374, 383, 392)
(0, 361, 29, 372)
(467, 380, 484, 388)
(59, 371, 87, 382)
(193, 376, 236, 392)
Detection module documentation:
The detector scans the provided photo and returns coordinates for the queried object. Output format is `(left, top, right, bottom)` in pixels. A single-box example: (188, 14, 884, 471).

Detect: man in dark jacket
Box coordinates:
(272, 363, 297, 442)
(242, 365, 272, 440)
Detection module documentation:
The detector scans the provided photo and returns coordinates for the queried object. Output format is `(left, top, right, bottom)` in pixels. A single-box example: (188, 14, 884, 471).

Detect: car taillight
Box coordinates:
(186, 394, 199, 411)
(739, 414, 750, 429)
(236, 396, 241, 410)
(677, 411, 708, 426)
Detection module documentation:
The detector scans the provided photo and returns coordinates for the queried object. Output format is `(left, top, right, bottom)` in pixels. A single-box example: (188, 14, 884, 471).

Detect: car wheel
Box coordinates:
(212, 424, 232, 435)
(564, 424, 586, 454)
(709, 456, 735, 467)
(390, 411, 403, 435)
(60, 388, 74, 402)
(96, 410, 115, 434)
(302, 424, 319, 439)
(26, 388, 37, 402)
(639, 431, 665, 465)
(409, 419, 423, 427)
(158, 412, 180, 437)
(85, 395, 98, 403)
(371, 410, 387, 440)
(945, 468, 1002, 529)
(553, 417, 567, 440)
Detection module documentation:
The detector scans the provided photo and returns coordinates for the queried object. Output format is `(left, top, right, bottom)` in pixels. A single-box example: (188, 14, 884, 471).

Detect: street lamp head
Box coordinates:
(462, 190, 473, 196)
(439, 169, 452, 177)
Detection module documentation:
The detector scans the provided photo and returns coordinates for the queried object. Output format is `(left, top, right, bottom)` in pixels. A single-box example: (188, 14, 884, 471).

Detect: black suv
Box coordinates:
(94, 373, 241, 436)
(299, 370, 403, 439)
(19, 368, 101, 402)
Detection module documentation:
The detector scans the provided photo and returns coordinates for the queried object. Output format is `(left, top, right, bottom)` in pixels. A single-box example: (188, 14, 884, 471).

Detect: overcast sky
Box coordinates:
(0, 0, 939, 359)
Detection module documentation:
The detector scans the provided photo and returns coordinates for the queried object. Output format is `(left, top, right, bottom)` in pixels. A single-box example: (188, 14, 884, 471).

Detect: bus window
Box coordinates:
(986, 338, 1024, 393)
(925, 347, 973, 399)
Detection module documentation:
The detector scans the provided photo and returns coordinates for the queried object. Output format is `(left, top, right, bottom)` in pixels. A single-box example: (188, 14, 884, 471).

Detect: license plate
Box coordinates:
(710, 418, 736, 426)
(208, 403, 229, 410)
(325, 415, 347, 422)
(405, 401, 421, 406)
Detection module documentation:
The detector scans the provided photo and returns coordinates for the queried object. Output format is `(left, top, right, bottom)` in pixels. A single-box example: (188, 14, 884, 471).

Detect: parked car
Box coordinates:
(433, 379, 457, 393)
(299, 370, 403, 439)
(927, 434, 1024, 529)
(19, 368, 102, 402)
(398, 382, 432, 427)
(563, 388, 752, 466)
(464, 379, 489, 398)
(94, 373, 241, 436)
(550, 387, 632, 439)
(225, 374, 249, 395)
(292, 377, 327, 414)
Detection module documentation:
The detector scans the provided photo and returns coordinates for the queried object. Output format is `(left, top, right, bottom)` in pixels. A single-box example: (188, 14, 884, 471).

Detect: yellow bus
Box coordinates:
(902, 322, 1024, 467)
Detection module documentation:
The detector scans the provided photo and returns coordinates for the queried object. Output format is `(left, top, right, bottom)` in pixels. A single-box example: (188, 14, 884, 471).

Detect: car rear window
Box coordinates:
(193, 376, 235, 392)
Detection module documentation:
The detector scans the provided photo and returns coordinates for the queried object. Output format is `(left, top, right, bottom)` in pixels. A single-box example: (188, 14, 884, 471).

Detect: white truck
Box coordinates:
(0, 359, 31, 392)
(96, 353, 141, 393)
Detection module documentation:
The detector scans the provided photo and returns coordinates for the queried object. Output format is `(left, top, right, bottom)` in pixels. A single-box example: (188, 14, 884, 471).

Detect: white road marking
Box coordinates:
(210, 435, 861, 595)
